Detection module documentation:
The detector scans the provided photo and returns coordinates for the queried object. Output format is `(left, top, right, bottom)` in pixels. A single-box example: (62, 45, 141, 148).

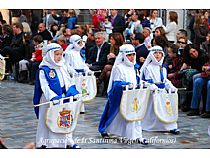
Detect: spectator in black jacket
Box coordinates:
(0, 23, 25, 73)
(87, 32, 110, 72)
(0, 23, 25, 75)
(37, 23, 53, 42)
(0, 24, 13, 50)
(109, 9, 126, 36)
(131, 33, 149, 68)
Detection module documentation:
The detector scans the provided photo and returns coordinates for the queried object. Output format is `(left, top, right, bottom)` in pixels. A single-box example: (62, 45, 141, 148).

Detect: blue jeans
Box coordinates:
(191, 77, 210, 112)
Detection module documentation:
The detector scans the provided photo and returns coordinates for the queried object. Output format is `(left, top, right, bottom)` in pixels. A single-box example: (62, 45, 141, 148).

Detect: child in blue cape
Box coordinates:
(140, 45, 179, 134)
(33, 43, 81, 149)
(98, 44, 147, 144)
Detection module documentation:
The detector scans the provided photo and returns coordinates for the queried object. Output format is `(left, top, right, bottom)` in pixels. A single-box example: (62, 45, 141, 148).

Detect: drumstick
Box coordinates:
(177, 88, 187, 91)
(0, 56, 9, 60)
(93, 70, 102, 73)
(0, 73, 9, 75)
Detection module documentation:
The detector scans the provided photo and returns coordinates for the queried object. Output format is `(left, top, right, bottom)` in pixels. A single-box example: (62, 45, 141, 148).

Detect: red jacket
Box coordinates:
(61, 43, 67, 51)
(34, 49, 43, 62)
(92, 15, 100, 29)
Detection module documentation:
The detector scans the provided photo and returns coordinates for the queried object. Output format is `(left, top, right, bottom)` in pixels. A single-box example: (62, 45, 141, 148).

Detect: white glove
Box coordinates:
(52, 99, 60, 105)
(0, 54, 5, 59)
(73, 94, 80, 99)
(87, 70, 94, 76)
(170, 87, 177, 93)
(149, 84, 158, 91)
(142, 81, 151, 87)
(128, 83, 134, 89)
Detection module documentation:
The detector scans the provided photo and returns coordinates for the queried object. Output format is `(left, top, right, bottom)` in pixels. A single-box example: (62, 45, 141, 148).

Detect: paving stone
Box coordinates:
(0, 80, 210, 149)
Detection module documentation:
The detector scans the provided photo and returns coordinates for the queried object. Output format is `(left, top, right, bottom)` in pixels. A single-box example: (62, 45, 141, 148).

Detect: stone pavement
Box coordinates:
(0, 80, 210, 149)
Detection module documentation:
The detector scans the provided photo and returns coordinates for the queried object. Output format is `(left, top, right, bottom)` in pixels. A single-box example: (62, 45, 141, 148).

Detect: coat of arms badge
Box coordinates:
(49, 69, 56, 78)
(57, 108, 73, 128)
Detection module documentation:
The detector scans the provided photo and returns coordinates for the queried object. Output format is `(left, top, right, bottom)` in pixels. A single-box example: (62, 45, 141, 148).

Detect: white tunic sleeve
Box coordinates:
(165, 78, 176, 89)
(64, 53, 77, 74)
(113, 66, 125, 82)
(39, 70, 58, 101)
(163, 68, 177, 90)
(143, 67, 153, 81)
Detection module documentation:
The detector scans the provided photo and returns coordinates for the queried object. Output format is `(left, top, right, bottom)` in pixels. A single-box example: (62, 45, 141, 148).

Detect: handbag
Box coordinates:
(201, 63, 210, 78)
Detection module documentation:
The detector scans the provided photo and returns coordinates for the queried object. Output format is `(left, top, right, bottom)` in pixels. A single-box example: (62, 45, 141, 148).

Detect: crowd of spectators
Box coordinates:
(0, 9, 209, 119)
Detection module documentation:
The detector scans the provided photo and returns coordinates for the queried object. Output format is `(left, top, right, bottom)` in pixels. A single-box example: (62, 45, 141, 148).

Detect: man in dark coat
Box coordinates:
(109, 9, 126, 36)
(131, 33, 149, 68)
(37, 23, 53, 41)
(0, 23, 25, 61)
(0, 22, 25, 74)
(87, 32, 110, 72)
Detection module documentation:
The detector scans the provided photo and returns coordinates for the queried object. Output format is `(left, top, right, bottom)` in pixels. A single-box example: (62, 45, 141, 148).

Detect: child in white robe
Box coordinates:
(33, 43, 81, 148)
(64, 35, 92, 114)
(98, 44, 148, 144)
(140, 45, 179, 134)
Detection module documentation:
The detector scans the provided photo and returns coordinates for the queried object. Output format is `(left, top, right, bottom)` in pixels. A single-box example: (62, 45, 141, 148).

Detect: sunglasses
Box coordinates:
(177, 41, 187, 44)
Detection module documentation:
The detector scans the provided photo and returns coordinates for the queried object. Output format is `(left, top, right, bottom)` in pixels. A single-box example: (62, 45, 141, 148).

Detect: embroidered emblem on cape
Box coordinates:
(57, 108, 73, 128)
(166, 99, 173, 115)
(81, 79, 89, 96)
(49, 69, 56, 78)
(133, 97, 140, 112)
(159, 65, 163, 71)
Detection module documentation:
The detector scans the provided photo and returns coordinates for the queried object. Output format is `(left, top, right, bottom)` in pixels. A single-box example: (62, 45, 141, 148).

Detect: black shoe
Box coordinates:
(136, 138, 148, 145)
(29, 81, 35, 85)
(200, 112, 210, 118)
(187, 109, 200, 116)
(37, 145, 47, 149)
(80, 112, 85, 114)
(181, 106, 190, 112)
(169, 129, 180, 135)
(0, 142, 7, 149)
(66, 144, 81, 149)
(101, 133, 110, 139)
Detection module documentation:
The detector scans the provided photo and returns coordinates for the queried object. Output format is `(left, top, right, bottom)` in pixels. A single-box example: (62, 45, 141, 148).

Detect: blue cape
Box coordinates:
(98, 80, 130, 134)
(33, 66, 79, 119)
